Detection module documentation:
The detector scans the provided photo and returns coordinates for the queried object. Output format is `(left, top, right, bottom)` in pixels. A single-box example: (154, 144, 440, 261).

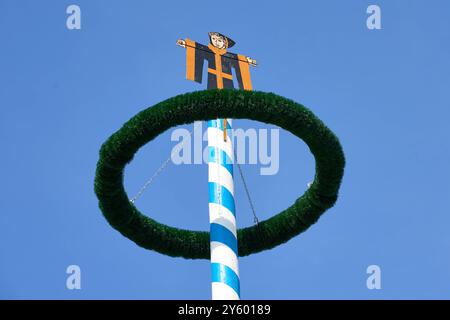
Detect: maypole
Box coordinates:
(94, 33, 346, 301)
(177, 32, 256, 300)
(208, 119, 239, 299)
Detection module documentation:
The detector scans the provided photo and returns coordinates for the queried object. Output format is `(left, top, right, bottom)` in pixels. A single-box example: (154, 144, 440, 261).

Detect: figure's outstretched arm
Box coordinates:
(176, 38, 204, 84)
(246, 56, 257, 67)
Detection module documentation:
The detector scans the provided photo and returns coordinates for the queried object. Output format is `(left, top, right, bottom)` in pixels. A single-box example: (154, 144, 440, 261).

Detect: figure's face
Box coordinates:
(211, 34, 226, 49)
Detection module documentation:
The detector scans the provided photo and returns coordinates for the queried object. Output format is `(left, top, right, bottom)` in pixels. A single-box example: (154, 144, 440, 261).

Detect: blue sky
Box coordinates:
(1, 0, 449, 299)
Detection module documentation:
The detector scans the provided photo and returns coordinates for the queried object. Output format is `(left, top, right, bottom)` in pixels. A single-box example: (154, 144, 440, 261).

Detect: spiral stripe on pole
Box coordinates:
(207, 119, 240, 300)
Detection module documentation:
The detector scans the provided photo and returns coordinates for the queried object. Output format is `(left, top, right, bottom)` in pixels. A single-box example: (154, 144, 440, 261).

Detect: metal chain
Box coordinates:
(130, 129, 193, 203)
(130, 127, 260, 226)
(233, 148, 259, 225)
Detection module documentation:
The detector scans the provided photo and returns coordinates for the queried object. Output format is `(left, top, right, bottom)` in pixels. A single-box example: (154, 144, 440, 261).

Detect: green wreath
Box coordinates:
(94, 89, 345, 259)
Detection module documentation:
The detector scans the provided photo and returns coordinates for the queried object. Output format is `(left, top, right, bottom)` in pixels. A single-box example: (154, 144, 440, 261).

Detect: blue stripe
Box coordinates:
(211, 263, 240, 297)
(208, 182, 235, 215)
(207, 119, 232, 130)
(210, 223, 238, 256)
(208, 146, 233, 175)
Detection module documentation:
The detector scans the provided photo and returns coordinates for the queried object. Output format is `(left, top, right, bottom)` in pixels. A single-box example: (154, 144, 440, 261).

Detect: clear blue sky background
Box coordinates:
(1, 0, 449, 299)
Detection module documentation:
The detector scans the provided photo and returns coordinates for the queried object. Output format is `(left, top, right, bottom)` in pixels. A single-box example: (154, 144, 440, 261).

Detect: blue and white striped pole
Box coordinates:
(207, 118, 240, 300)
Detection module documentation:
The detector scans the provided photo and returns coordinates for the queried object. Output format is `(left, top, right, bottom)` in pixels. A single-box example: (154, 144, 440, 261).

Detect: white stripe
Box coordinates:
(208, 203, 237, 237)
(207, 127, 234, 161)
(210, 241, 239, 276)
(211, 282, 240, 300)
(208, 162, 234, 196)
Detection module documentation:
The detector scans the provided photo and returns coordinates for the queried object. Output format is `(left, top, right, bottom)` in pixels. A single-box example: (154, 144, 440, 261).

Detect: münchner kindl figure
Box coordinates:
(177, 32, 257, 91)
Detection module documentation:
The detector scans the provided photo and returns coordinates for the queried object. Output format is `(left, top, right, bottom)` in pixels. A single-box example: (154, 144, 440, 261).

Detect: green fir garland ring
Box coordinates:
(94, 89, 345, 259)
